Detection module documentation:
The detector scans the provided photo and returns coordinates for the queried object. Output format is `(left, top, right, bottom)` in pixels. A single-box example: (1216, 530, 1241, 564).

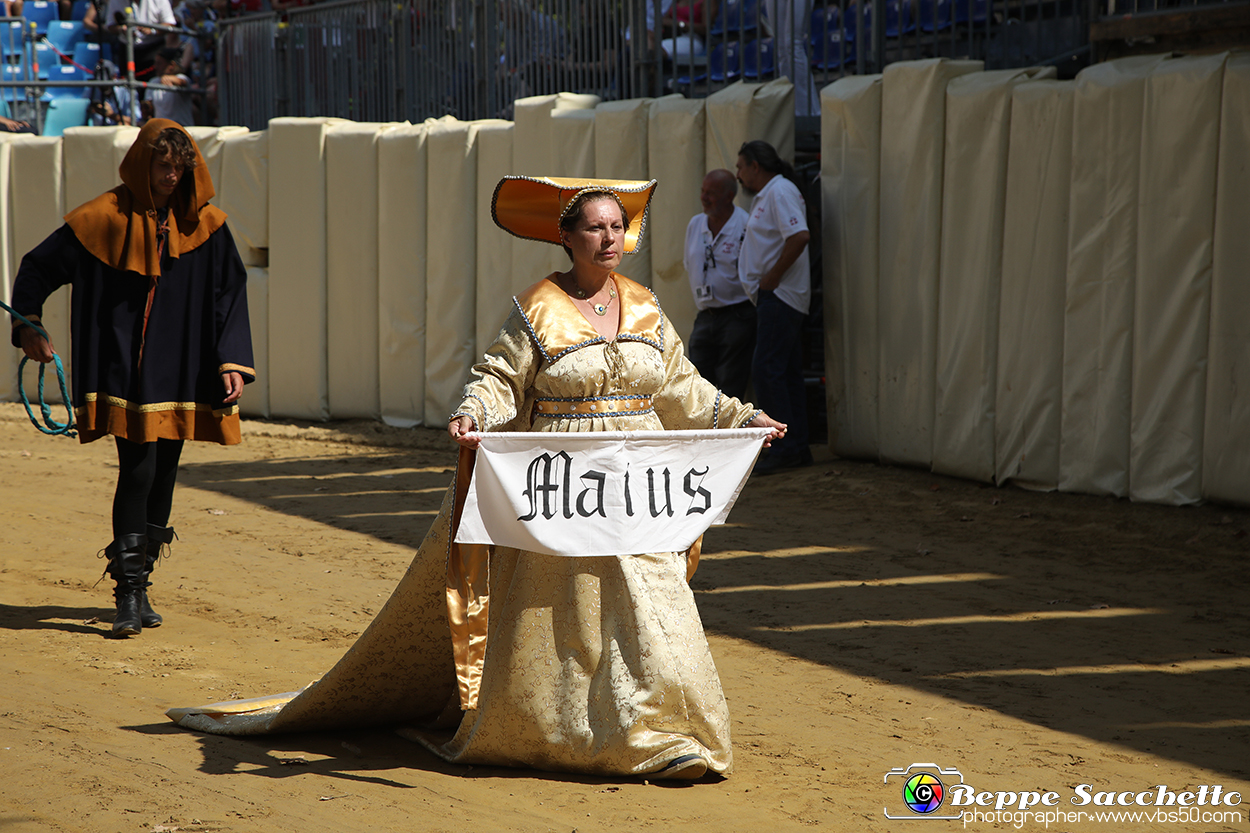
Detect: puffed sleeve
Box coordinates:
(452, 305, 543, 431)
(653, 313, 760, 430)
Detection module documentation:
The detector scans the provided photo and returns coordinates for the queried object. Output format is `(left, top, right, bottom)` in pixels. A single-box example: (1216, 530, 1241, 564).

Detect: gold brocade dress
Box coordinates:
(167, 274, 758, 778)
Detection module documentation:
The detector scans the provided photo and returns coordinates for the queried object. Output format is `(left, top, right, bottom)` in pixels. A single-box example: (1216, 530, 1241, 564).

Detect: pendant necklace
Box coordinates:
(573, 280, 617, 316)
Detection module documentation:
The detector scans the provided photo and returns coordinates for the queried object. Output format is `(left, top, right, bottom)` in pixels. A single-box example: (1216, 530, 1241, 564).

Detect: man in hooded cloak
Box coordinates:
(9, 119, 255, 637)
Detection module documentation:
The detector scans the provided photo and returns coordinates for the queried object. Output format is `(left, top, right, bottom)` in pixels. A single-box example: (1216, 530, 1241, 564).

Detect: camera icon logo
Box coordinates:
(883, 763, 966, 820)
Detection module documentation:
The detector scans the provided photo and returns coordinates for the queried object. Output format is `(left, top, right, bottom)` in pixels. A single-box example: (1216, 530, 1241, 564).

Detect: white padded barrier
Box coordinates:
(267, 117, 347, 420)
(995, 80, 1074, 491)
(186, 125, 248, 203)
(12, 137, 67, 405)
(474, 120, 517, 359)
(216, 130, 268, 266)
(1203, 53, 1250, 506)
(511, 93, 601, 289)
(61, 126, 137, 212)
(820, 75, 882, 460)
(647, 94, 705, 342)
(595, 98, 652, 288)
(552, 108, 596, 178)
(377, 121, 435, 428)
(424, 118, 481, 427)
(1060, 55, 1168, 497)
(325, 122, 406, 420)
(510, 95, 560, 295)
(933, 67, 1052, 483)
(704, 79, 796, 212)
(0, 137, 16, 402)
(1130, 53, 1227, 505)
(877, 58, 981, 468)
(240, 267, 269, 419)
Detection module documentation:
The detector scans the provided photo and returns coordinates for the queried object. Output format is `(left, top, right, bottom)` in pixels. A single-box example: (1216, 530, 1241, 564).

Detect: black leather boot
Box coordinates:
(141, 524, 176, 628)
(104, 533, 148, 637)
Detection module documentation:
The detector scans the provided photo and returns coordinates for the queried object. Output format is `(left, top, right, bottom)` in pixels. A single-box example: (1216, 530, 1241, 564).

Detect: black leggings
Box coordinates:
(112, 437, 185, 539)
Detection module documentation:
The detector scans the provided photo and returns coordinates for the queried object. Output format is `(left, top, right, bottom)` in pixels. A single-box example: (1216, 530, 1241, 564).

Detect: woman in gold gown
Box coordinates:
(168, 176, 784, 781)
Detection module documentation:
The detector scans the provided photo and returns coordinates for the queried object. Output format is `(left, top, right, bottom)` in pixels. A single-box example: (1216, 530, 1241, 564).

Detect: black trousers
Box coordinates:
(687, 300, 757, 402)
(112, 437, 184, 539)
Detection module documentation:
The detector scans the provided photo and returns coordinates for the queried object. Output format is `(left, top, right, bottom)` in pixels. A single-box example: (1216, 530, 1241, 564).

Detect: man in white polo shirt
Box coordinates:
(683, 169, 754, 400)
(736, 139, 812, 474)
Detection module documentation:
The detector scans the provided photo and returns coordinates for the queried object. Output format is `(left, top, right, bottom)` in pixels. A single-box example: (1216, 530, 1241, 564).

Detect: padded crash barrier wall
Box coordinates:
(11, 64, 1246, 507)
(994, 80, 1074, 492)
(876, 59, 983, 468)
(932, 67, 1053, 484)
(820, 75, 881, 460)
(1203, 53, 1250, 505)
(820, 53, 1249, 506)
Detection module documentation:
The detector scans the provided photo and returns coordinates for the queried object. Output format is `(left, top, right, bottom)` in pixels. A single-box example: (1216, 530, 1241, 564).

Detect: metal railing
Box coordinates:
(215, 0, 1240, 129)
(0, 9, 202, 132)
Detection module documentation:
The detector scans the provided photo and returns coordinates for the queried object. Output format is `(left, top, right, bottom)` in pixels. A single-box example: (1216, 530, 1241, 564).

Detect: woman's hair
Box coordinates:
(558, 190, 630, 260)
(738, 139, 800, 190)
(149, 127, 198, 171)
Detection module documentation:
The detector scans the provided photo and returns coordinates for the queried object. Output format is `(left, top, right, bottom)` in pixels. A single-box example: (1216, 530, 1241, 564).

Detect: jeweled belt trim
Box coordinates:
(533, 395, 653, 419)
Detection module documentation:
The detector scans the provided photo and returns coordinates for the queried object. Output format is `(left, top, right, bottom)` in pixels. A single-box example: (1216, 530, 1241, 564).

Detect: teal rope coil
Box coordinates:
(1, 300, 77, 438)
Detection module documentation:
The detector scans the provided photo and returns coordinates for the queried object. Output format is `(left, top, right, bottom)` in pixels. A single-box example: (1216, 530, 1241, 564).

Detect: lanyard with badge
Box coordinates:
(697, 225, 746, 305)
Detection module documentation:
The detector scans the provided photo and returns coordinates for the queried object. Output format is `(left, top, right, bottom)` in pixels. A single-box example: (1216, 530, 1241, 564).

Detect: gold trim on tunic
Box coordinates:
(514, 273, 664, 362)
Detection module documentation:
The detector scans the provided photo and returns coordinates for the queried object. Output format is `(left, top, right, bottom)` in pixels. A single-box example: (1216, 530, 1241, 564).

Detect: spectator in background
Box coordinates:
(87, 59, 136, 125)
(660, 0, 718, 65)
(684, 169, 754, 401)
(499, 0, 566, 100)
(172, 0, 215, 70)
(736, 139, 813, 474)
(3, 1, 24, 18)
(142, 46, 193, 125)
(106, 0, 177, 76)
(766, 0, 817, 115)
(562, 0, 625, 97)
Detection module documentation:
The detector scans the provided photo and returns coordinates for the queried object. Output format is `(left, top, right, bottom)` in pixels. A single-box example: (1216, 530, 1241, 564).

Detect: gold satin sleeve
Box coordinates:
(454, 306, 542, 432)
(652, 313, 759, 430)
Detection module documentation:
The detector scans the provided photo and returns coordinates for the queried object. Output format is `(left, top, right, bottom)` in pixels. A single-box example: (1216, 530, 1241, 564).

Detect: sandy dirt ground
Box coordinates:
(0, 400, 1247, 833)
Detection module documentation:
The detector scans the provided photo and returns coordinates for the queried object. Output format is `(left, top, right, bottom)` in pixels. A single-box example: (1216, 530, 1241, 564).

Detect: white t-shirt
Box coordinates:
(107, 0, 176, 28)
(739, 174, 811, 314)
(683, 205, 750, 310)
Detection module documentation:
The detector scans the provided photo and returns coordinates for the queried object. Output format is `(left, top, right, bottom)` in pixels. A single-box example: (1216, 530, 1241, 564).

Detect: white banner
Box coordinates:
(455, 429, 771, 557)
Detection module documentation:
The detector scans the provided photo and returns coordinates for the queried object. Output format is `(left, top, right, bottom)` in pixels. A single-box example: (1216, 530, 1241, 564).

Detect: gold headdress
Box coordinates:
(491, 176, 657, 253)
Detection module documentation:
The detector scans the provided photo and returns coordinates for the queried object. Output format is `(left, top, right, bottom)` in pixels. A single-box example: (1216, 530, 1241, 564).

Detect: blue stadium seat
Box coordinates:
(42, 62, 90, 99)
(711, 0, 764, 38)
(72, 39, 110, 70)
(45, 21, 87, 60)
(1, 63, 37, 102)
(844, 2, 873, 42)
(709, 38, 742, 82)
(0, 21, 27, 57)
(886, 0, 916, 37)
(42, 95, 90, 135)
(953, 0, 989, 24)
(810, 4, 853, 68)
(31, 40, 55, 72)
(23, 1, 60, 35)
(918, 0, 952, 32)
(71, 0, 92, 19)
(741, 37, 774, 78)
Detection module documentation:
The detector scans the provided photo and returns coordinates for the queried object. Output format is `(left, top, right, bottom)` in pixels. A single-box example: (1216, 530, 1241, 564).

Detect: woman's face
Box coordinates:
(563, 198, 625, 272)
